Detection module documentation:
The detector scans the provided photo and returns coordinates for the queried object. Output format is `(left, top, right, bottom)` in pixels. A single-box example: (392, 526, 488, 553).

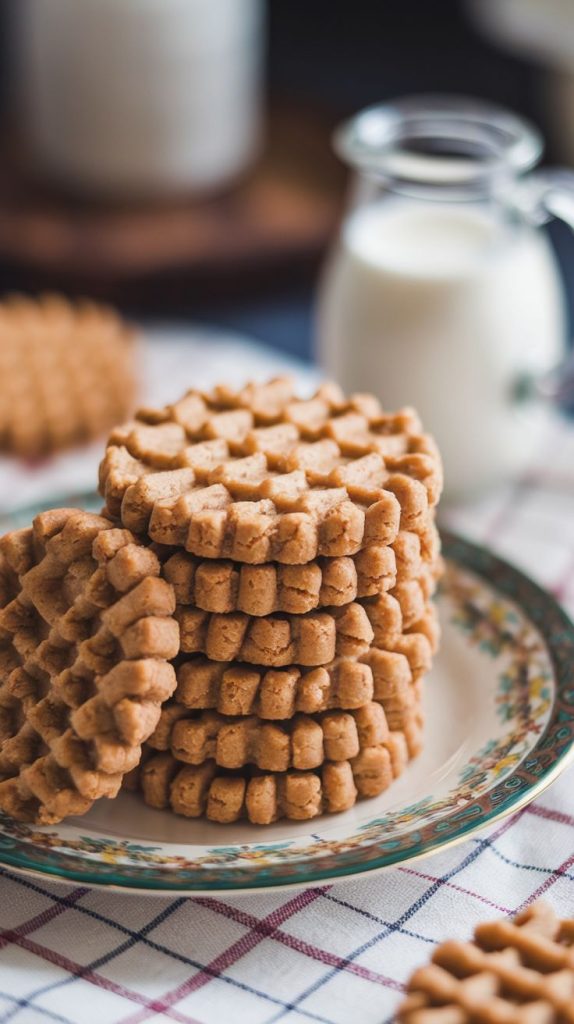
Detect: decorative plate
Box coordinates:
(0, 496, 573, 894)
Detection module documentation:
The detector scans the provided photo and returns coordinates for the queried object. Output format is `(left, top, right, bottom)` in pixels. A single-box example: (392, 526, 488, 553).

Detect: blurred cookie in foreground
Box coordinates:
(0, 294, 136, 458)
(398, 900, 574, 1023)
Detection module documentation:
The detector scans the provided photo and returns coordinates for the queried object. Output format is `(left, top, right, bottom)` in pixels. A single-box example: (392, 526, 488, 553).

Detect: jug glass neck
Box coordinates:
(335, 96, 543, 202)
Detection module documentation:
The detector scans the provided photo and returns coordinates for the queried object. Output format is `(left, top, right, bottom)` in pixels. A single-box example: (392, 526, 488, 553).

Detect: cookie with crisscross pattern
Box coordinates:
(99, 378, 442, 564)
(174, 599, 374, 666)
(151, 595, 437, 727)
(398, 901, 574, 1024)
(158, 653, 377, 722)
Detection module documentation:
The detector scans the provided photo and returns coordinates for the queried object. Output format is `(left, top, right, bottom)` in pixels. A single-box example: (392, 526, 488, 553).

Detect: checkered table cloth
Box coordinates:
(1, 330, 573, 1024)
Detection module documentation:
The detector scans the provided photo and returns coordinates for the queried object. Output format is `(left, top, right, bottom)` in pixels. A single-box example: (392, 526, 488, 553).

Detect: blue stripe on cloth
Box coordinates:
(321, 894, 437, 947)
(263, 820, 518, 1024)
(0, 873, 334, 1024)
(487, 841, 574, 879)
(0, 990, 75, 1024)
(0, 899, 186, 1024)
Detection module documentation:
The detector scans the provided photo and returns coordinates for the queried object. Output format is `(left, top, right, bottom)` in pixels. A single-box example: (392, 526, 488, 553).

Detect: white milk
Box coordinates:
(318, 201, 566, 496)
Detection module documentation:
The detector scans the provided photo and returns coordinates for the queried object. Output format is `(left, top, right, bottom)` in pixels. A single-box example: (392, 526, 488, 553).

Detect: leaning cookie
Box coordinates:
(398, 900, 574, 1023)
(0, 510, 178, 824)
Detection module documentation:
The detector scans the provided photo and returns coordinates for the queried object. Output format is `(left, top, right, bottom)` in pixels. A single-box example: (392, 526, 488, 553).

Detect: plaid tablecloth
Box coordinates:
(1, 330, 573, 1024)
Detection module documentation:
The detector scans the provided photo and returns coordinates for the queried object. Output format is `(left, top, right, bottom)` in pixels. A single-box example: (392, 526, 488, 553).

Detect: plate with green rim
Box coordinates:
(0, 493, 573, 894)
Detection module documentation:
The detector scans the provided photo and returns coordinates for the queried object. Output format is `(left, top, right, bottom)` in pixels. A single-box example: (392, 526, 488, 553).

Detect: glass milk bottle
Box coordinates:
(317, 97, 574, 497)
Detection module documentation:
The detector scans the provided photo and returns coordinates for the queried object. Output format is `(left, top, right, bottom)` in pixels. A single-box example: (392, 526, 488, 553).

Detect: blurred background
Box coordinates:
(1, 0, 574, 360)
(2, 0, 574, 513)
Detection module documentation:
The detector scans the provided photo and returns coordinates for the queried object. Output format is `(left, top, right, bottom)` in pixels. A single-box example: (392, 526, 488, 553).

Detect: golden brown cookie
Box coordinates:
(398, 901, 574, 1024)
(362, 649, 425, 731)
(99, 378, 443, 564)
(160, 522, 441, 615)
(0, 510, 178, 824)
(134, 718, 422, 824)
(157, 594, 435, 724)
(361, 591, 440, 658)
(165, 654, 377, 720)
(148, 700, 395, 772)
(0, 294, 136, 458)
(163, 546, 396, 614)
(168, 550, 439, 668)
(175, 600, 374, 666)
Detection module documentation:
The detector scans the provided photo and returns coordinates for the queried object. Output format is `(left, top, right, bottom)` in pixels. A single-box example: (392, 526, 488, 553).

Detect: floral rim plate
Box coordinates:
(0, 495, 573, 894)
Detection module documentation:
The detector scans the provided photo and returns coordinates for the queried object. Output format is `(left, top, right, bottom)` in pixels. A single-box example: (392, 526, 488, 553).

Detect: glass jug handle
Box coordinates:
(512, 169, 574, 406)
(520, 169, 574, 229)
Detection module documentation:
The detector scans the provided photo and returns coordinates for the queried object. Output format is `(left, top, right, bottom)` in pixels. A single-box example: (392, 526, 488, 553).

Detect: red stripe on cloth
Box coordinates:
(0, 887, 87, 950)
(1, 931, 202, 1024)
(398, 810, 525, 916)
(551, 547, 574, 602)
(520, 847, 574, 906)
(195, 897, 403, 992)
(397, 868, 511, 915)
(482, 478, 531, 549)
(116, 887, 328, 1024)
(525, 803, 574, 829)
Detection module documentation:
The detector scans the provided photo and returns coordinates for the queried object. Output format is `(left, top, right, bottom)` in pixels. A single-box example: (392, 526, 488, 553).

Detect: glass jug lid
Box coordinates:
(334, 95, 543, 199)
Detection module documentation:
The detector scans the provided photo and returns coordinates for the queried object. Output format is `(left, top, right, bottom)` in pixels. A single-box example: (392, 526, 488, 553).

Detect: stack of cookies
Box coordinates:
(0, 375, 443, 827)
(99, 377, 443, 825)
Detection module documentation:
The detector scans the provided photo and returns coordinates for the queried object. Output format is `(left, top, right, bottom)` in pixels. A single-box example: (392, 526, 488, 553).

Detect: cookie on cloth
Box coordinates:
(398, 900, 574, 1023)
(0, 509, 178, 824)
(99, 377, 442, 564)
(132, 716, 422, 823)
(0, 294, 136, 458)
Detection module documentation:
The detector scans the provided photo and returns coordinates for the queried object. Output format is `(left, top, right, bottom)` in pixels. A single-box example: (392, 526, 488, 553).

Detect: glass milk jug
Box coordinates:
(317, 97, 574, 497)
